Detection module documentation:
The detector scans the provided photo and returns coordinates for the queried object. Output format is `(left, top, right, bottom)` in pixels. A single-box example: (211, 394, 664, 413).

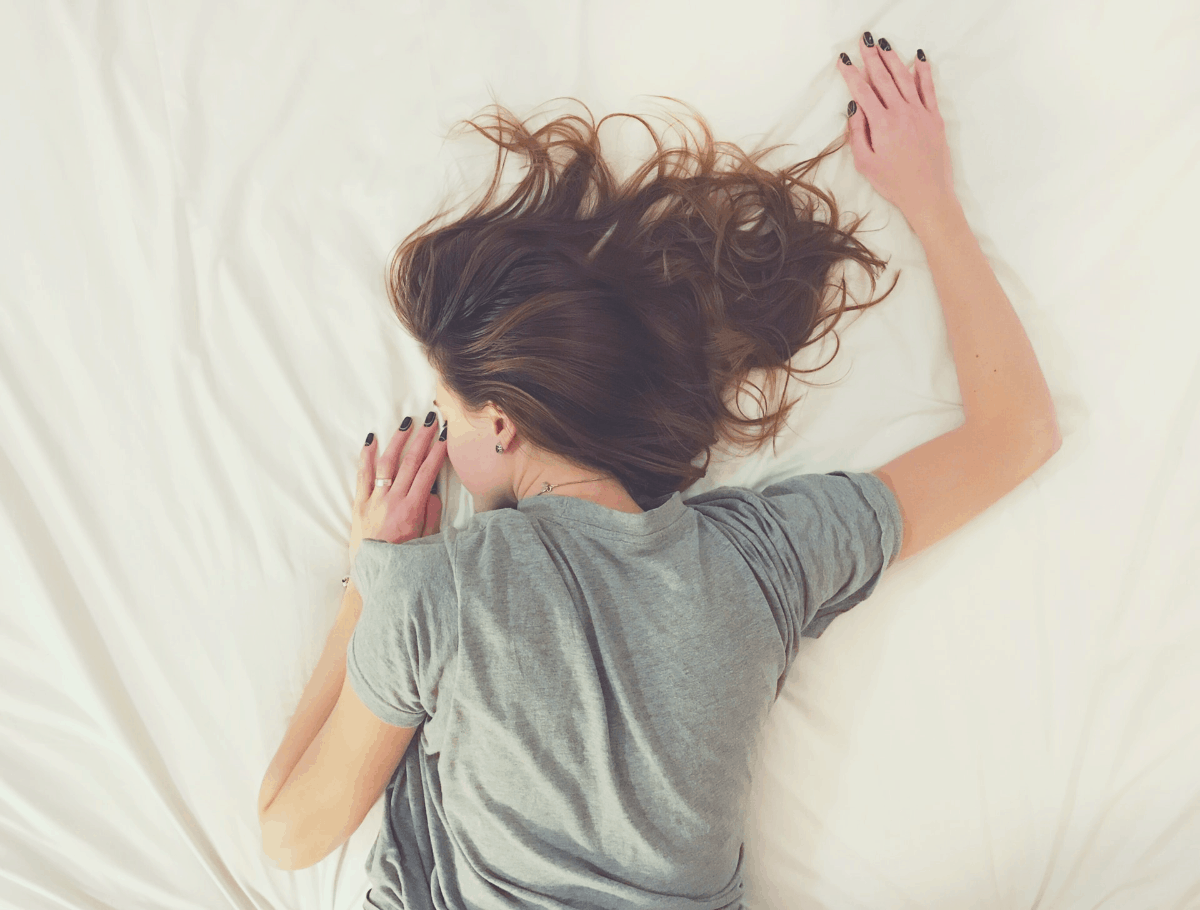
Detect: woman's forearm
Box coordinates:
(908, 195, 1060, 444)
(258, 582, 363, 822)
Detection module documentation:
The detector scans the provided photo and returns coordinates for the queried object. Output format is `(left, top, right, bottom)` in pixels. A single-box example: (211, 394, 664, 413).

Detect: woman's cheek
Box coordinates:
(446, 432, 502, 494)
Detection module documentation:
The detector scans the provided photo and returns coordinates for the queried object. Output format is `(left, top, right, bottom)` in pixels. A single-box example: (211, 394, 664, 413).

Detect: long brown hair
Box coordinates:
(387, 98, 898, 508)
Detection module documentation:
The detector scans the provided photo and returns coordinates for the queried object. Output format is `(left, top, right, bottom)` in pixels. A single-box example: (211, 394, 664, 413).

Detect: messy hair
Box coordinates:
(387, 98, 898, 508)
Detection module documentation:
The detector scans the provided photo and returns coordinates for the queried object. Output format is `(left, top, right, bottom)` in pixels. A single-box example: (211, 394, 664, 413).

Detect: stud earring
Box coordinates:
(495, 443, 504, 453)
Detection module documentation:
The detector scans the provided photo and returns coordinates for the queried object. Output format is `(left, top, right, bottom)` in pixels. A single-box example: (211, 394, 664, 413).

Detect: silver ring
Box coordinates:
(374, 477, 392, 487)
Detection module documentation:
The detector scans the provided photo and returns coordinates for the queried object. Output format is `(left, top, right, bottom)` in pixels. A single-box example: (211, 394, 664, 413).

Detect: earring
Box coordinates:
(495, 443, 504, 453)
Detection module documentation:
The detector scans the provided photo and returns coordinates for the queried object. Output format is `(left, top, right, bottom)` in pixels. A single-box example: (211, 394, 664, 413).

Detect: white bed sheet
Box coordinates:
(2, 2, 1198, 908)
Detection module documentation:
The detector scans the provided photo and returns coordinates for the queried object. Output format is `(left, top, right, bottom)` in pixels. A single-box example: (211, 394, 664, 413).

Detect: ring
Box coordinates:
(375, 477, 392, 487)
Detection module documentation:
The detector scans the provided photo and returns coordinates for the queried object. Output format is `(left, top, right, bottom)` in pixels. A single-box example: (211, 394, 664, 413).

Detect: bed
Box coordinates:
(2, 2, 1198, 908)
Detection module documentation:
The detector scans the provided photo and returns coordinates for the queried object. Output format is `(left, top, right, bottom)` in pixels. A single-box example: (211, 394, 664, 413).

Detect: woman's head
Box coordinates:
(430, 373, 628, 513)
(391, 99, 898, 511)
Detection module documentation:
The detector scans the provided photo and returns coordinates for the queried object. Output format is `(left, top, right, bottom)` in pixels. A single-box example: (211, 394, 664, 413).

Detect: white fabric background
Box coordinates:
(2, 1, 1198, 908)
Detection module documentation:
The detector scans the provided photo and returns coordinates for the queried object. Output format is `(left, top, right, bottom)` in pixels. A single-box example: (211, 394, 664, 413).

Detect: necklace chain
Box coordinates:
(538, 477, 606, 495)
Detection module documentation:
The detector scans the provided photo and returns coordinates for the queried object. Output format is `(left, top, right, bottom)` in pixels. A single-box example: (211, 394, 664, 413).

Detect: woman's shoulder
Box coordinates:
(427, 505, 538, 561)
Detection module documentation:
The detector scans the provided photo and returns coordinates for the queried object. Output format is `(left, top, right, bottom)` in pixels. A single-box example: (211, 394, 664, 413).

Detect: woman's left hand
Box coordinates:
(350, 413, 447, 566)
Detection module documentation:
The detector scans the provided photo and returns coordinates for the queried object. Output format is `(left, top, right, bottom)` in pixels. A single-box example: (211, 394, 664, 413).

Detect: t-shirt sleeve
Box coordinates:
(346, 537, 459, 728)
(688, 470, 903, 661)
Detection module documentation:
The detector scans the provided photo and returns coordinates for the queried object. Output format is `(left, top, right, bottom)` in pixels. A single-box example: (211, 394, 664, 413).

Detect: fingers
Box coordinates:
(356, 433, 377, 506)
(874, 37, 919, 106)
(858, 32, 901, 109)
(839, 35, 937, 156)
(422, 493, 442, 538)
(389, 409, 447, 499)
(837, 53, 885, 126)
(845, 98, 872, 157)
(374, 421, 409, 491)
(915, 52, 939, 114)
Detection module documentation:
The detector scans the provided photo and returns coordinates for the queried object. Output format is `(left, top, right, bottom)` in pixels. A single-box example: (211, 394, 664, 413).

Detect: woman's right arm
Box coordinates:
(908, 191, 1059, 439)
(840, 32, 1058, 437)
(839, 33, 1060, 562)
(879, 190, 1061, 564)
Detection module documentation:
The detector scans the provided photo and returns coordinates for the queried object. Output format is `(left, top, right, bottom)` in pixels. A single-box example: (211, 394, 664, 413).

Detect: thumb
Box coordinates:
(422, 490, 442, 537)
(355, 433, 376, 507)
(846, 100, 871, 162)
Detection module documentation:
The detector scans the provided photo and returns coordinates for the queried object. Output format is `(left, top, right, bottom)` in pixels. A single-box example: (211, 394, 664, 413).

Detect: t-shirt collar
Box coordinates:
(516, 489, 686, 536)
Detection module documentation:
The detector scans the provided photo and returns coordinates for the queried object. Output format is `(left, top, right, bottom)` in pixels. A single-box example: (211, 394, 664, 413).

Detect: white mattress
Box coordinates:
(2, 2, 1198, 908)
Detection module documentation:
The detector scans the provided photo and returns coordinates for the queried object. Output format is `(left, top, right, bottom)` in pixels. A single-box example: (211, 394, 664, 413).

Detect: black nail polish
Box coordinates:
(430, 478, 438, 495)
(848, 100, 857, 117)
(400, 416, 412, 431)
(863, 31, 874, 47)
(839, 52, 851, 65)
(424, 410, 436, 427)
(438, 424, 448, 442)
(878, 37, 891, 52)
(917, 48, 926, 62)
(364, 432, 374, 446)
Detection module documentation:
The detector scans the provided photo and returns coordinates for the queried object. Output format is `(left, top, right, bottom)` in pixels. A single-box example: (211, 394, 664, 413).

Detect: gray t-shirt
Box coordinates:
(347, 470, 902, 910)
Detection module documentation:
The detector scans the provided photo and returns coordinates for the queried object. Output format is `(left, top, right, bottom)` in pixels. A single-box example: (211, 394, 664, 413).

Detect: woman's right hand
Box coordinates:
(837, 33, 956, 223)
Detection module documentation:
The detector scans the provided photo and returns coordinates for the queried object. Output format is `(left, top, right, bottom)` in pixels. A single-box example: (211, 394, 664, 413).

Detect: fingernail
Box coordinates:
(847, 100, 857, 117)
(839, 52, 851, 65)
(364, 432, 374, 446)
(438, 424, 448, 442)
(863, 31, 874, 47)
(430, 478, 438, 495)
(878, 37, 891, 52)
(400, 416, 412, 431)
(424, 410, 436, 427)
(917, 48, 926, 62)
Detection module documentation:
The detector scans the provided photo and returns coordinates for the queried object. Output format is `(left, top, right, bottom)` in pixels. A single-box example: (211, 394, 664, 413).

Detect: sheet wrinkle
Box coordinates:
(141, 1, 207, 366)
(0, 439, 249, 910)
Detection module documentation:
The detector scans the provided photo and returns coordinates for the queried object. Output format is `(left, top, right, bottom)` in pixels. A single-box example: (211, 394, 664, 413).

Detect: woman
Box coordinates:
(261, 30, 1060, 909)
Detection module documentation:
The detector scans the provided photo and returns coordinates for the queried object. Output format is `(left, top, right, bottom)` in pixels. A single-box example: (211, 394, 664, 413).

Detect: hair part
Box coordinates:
(387, 97, 899, 508)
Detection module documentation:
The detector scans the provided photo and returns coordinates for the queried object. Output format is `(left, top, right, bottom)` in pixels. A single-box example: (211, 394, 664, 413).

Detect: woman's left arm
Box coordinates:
(257, 418, 446, 821)
(257, 582, 362, 821)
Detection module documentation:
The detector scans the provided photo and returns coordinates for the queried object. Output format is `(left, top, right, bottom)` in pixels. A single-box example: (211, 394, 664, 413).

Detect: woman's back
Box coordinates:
(347, 470, 901, 909)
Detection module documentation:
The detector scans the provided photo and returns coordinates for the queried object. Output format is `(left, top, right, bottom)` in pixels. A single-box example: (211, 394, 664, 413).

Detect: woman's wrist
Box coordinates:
(341, 577, 363, 619)
(904, 190, 964, 243)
